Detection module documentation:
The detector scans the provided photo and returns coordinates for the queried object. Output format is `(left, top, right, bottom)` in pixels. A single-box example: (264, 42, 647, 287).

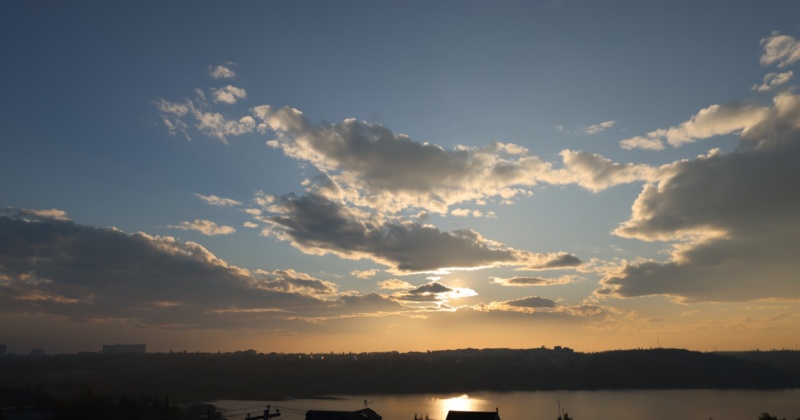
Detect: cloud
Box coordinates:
(0, 214, 334, 328)
(256, 268, 338, 296)
(253, 105, 559, 213)
(8, 207, 70, 221)
(0, 212, 441, 335)
(503, 296, 557, 308)
(392, 281, 477, 303)
(475, 297, 609, 321)
(619, 136, 666, 151)
(243, 221, 259, 229)
(760, 32, 800, 68)
(584, 120, 615, 135)
(154, 98, 192, 140)
(350, 269, 377, 279)
(254, 104, 680, 205)
(378, 279, 415, 290)
(557, 150, 678, 191)
(619, 101, 771, 149)
(169, 219, 236, 236)
(195, 193, 242, 207)
(209, 64, 236, 79)
(601, 93, 800, 302)
(162, 79, 677, 213)
(450, 208, 494, 218)
(155, 93, 256, 144)
(212, 85, 247, 105)
(753, 71, 793, 92)
(491, 275, 578, 286)
(257, 193, 580, 274)
(195, 112, 256, 144)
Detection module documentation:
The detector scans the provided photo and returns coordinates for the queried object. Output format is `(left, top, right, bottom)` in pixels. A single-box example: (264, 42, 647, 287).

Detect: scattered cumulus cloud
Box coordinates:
(156, 96, 256, 144)
(253, 105, 674, 212)
(212, 85, 247, 105)
(209, 64, 236, 79)
(254, 104, 557, 213)
(601, 93, 800, 302)
(0, 211, 496, 331)
(760, 32, 800, 68)
(557, 150, 678, 191)
(255, 192, 580, 274)
(155, 45, 800, 307)
(195, 112, 256, 144)
(752, 71, 793, 92)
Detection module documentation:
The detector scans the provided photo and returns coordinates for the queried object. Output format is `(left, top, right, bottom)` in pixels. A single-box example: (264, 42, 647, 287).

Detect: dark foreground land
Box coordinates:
(2, 348, 800, 403)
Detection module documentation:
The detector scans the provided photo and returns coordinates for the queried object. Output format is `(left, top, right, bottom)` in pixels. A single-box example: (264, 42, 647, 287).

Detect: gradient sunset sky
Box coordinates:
(2, 1, 800, 354)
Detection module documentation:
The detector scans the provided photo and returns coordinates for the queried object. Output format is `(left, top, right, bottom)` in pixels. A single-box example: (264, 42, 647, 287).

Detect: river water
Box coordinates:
(215, 389, 800, 420)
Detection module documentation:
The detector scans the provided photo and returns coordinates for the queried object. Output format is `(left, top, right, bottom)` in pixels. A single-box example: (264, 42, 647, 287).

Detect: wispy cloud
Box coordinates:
(195, 193, 242, 207)
(378, 279, 415, 290)
(169, 219, 236, 236)
(501, 296, 557, 308)
(156, 97, 257, 144)
(350, 269, 377, 279)
(584, 120, 615, 135)
(491, 275, 578, 287)
(619, 100, 771, 149)
(8, 207, 70, 221)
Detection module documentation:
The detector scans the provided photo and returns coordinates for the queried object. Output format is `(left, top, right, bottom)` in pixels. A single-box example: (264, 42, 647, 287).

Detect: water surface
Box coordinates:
(216, 389, 800, 420)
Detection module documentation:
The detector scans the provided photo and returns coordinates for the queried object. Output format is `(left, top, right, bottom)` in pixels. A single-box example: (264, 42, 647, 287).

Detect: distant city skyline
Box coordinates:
(1, 2, 799, 354)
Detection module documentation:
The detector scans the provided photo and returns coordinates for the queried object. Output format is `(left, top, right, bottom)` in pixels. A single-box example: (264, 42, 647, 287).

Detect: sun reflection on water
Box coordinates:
(433, 394, 497, 419)
(440, 394, 478, 413)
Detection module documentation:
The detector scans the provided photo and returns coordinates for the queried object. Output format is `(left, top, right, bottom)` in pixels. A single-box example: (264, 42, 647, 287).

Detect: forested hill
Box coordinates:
(2, 348, 799, 402)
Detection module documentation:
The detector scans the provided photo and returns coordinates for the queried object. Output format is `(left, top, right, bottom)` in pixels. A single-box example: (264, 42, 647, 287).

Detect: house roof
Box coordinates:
(445, 410, 500, 420)
(305, 408, 382, 420)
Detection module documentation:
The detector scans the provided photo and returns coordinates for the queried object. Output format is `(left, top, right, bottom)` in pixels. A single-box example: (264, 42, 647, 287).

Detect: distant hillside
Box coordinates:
(718, 350, 800, 374)
(1, 348, 798, 402)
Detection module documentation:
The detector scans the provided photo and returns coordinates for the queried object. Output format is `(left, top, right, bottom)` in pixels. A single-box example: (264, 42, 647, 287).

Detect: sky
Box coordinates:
(2, 1, 800, 355)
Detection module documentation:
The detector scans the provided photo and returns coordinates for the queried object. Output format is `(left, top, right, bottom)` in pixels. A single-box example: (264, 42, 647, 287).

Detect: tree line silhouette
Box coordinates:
(2, 348, 799, 403)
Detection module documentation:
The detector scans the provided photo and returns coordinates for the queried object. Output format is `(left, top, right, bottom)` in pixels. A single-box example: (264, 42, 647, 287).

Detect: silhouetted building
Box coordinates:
(445, 409, 500, 420)
(29, 348, 45, 357)
(0, 344, 5, 356)
(306, 408, 382, 420)
(102, 344, 146, 354)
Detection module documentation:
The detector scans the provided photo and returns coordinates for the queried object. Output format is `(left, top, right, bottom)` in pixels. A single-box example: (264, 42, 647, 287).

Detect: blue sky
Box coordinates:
(2, 1, 800, 354)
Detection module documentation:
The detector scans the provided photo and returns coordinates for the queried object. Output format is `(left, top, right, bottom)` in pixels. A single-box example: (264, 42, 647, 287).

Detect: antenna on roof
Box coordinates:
(364, 399, 372, 408)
